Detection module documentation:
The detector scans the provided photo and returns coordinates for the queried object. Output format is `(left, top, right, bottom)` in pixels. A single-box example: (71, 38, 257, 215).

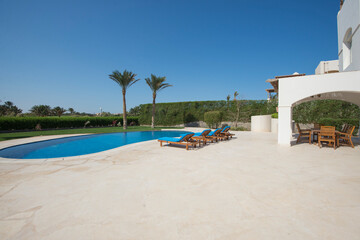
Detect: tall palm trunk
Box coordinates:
(235, 107, 239, 128)
(235, 101, 241, 128)
(122, 90, 127, 129)
(151, 93, 156, 128)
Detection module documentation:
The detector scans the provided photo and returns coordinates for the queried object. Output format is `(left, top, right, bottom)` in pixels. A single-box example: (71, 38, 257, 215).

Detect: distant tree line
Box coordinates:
(0, 101, 22, 116)
(0, 116, 139, 131)
(0, 100, 98, 117)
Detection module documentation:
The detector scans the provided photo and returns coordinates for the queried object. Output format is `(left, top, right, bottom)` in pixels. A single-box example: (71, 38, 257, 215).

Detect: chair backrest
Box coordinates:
(341, 124, 349, 133)
(213, 128, 223, 136)
(221, 126, 230, 133)
(347, 125, 355, 135)
(201, 129, 212, 136)
(179, 133, 195, 142)
(320, 126, 335, 136)
(321, 126, 335, 131)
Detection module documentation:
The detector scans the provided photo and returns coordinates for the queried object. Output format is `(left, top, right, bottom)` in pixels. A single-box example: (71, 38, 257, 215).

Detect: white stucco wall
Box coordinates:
(278, 71, 360, 107)
(315, 60, 339, 74)
(338, 0, 360, 72)
(271, 118, 278, 133)
(277, 71, 360, 145)
(251, 115, 271, 132)
(274, 0, 360, 146)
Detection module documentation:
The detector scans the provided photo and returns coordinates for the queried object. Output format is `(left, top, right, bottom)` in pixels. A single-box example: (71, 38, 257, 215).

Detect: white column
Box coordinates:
(278, 106, 292, 146)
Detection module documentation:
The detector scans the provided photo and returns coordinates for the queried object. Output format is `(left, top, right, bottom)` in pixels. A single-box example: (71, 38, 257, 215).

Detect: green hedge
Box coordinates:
(318, 118, 359, 135)
(138, 100, 276, 125)
(271, 113, 278, 118)
(204, 111, 223, 128)
(0, 116, 139, 131)
(293, 100, 360, 123)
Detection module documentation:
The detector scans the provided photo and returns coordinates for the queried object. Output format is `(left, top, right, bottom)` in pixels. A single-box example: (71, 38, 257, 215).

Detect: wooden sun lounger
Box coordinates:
(191, 129, 212, 145)
(158, 133, 198, 150)
(158, 139, 198, 150)
(219, 127, 235, 139)
(207, 128, 227, 141)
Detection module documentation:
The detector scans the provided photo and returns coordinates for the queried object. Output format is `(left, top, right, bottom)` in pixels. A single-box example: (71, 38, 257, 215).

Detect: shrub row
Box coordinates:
(0, 116, 139, 131)
(138, 100, 276, 125)
(318, 118, 359, 135)
(293, 100, 360, 123)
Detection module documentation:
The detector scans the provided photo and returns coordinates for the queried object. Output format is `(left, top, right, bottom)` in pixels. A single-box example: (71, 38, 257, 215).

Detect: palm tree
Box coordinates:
(226, 95, 231, 109)
(52, 106, 66, 117)
(145, 74, 172, 128)
(109, 70, 139, 129)
(233, 91, 240, 128)
(30, 105, 51, 117)
(68, 108, 75, 115)
(234, 91, 239, 100)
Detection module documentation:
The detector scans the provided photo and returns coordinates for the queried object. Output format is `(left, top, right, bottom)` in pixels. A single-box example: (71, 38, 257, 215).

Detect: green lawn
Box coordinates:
(0, 126, 183, 141)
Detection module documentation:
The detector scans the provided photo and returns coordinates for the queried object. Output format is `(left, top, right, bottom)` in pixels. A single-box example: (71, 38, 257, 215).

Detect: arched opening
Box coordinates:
(343, 28, 352, 70)
(291, 91, 360, 107)
(277, 71, 360, 146)
(289, 94, 360, 146)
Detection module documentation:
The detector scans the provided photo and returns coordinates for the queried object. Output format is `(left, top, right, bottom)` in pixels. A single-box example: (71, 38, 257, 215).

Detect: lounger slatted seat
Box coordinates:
(158, 133, 197, 150)
(207, 128, 227, 141)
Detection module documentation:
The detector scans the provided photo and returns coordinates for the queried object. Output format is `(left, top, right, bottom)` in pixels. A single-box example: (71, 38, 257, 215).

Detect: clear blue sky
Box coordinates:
(0, 0, 340, 114)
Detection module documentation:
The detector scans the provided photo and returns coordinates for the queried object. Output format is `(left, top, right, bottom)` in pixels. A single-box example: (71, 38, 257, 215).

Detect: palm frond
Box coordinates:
(109, 69, 139, 91)
(234, 91, 239, 100)
(145, 74, 172, 93)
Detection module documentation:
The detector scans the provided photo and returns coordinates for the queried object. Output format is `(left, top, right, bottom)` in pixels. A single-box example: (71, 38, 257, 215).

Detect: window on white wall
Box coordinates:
(343, 28, 352, 70)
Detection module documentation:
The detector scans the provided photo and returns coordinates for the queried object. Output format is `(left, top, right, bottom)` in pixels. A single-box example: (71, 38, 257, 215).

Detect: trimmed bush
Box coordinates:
(0, 116, 139, 131)
(271, 113, 278, 118)
(204, 111, 223, 128)
(318, 118, 359, 135)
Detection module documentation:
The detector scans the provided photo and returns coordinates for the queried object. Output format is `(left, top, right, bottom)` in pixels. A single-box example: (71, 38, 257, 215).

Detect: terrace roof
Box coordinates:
(266, 73, 306, 92)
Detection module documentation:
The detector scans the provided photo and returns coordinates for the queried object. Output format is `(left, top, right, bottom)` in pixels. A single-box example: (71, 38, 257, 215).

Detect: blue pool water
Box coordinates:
(0, 131, 190, 159)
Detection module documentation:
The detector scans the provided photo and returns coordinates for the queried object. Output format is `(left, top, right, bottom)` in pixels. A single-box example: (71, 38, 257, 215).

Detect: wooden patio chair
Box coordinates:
(339, 125, 355, 148)
(318, 126, 336, 150)
(341, 124, 350, 133)
(296, 123, 311, 144)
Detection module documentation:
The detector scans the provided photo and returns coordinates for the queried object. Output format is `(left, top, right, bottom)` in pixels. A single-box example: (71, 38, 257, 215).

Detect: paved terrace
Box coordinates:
(0, 129, 359, 239)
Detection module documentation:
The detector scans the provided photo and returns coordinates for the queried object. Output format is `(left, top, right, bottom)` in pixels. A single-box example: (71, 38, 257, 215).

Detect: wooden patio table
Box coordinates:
(310, 129, 340, 147)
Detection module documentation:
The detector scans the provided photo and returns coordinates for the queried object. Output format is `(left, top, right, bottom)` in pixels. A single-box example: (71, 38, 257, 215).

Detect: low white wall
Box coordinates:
(271, 118, 278, 133)
(251, 115, 271, 132)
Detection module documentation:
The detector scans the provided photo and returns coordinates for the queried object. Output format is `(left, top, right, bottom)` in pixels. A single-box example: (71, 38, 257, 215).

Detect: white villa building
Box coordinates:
(267, 0, 360, 146)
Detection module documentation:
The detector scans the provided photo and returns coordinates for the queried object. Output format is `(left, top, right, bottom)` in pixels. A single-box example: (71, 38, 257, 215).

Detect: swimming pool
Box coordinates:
(0, 130, 190, 159)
